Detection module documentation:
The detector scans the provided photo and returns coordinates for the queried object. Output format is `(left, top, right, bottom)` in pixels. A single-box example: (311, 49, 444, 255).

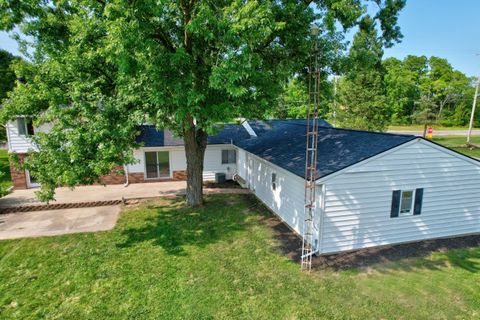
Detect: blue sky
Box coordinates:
(0, 0, 479, 77)
(382, 0, 480, 77)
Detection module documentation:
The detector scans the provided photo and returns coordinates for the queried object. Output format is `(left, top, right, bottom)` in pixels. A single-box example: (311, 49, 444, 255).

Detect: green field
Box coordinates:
(431, 135, 480, 158)
(388, 125, 470, 131)
(1, 194, 479, 319)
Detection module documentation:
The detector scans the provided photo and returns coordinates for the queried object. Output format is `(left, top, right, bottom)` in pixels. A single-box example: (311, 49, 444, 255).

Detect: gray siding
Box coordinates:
(319, 139, 480, 254)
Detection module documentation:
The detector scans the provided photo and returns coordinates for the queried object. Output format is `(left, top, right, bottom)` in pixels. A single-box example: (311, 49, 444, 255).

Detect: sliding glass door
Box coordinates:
(145, 151, 170, 179)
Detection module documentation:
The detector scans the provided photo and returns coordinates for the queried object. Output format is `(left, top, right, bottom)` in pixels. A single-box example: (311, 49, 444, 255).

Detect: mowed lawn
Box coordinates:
(388, 125, 470, 131)
(431, 135, 480, 158)
(1, 194, 479, 319)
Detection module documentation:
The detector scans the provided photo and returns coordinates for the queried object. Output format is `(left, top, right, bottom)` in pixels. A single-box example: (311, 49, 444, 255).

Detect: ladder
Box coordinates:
(301, 31, 321, 272)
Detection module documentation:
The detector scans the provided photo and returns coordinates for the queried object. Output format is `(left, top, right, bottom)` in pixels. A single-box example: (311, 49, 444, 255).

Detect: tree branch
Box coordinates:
(151, 28, 176, 53)
(181, 0, 194, 54)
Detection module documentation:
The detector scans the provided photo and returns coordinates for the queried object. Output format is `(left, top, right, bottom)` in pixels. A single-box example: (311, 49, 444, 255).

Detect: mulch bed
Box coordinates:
(203, 180, 242, 189)
(252, 198, 480, 271)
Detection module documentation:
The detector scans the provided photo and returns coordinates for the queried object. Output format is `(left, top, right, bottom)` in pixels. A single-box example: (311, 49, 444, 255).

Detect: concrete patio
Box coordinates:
(0, 205, 120, 240)
(0, 181, 188, 208)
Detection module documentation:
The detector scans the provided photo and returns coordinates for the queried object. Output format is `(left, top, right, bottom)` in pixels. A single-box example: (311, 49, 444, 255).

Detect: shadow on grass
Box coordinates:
(116, 195, 251, 255)
(444, 249, 480, 273)
(309, 235, 480, 273)
(249, 194, 480, 273)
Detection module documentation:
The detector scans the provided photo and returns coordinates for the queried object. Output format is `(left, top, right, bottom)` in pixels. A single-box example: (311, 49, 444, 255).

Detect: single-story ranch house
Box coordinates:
(6, 118, 480, 255)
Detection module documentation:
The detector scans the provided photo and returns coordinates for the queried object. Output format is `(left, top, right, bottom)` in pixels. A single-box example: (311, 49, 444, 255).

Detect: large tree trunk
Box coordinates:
(183, 123, 208, 206)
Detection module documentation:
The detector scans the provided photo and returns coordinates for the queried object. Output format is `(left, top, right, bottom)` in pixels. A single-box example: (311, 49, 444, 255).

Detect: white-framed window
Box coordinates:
(391, 188, 424, 218)
(399, 190, 414, 216)
(221, 149, 236, 164)
(17, 117, 34, 136)
(271, 172, 277, 190)
(144, 151, 170, 179)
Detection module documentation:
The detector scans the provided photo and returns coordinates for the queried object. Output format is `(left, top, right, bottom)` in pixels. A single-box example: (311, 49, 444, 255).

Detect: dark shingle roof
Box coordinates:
(247, 119, 332, 136)
(235, 125, 417, 180)
(135, 124, 251, 147)
(136, 119, 417, 180)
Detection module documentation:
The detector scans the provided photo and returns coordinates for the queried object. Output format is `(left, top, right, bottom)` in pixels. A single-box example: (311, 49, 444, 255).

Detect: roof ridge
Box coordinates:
(248, 118, 320, 122)
(317, 126, 416, 138)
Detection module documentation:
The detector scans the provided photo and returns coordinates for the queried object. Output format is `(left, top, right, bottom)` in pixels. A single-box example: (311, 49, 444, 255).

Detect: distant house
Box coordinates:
(6, 118, 480, 254)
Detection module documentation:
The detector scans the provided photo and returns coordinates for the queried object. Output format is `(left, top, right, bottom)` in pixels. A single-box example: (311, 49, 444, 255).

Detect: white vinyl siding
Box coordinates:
(319, 139, 480, 254)
(126, 145, 237, 180)
(236, 148, 247, 179)
(237, 150, 322, 241)
(202, 145, 237, 180)
(6, 121, 52, 153)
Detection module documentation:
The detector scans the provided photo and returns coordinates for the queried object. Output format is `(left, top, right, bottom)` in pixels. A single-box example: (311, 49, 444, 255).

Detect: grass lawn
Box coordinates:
(0, 149, 12, 193)
(388, 124, 470, 131)
(1, 194, 479, 319)
(431, 135, 480, 158)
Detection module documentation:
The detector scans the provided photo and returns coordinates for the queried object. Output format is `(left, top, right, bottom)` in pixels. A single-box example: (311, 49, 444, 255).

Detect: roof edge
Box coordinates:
(315, 138, 419, 184)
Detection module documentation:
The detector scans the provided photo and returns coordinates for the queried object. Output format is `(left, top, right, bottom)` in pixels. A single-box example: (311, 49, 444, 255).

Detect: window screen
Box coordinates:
(400, 190, 413, 215)
(157, 151, 170, 178)
(145, 152, 158, 179)
(17, 117, 27, 135)
(222, 150, 236, 164)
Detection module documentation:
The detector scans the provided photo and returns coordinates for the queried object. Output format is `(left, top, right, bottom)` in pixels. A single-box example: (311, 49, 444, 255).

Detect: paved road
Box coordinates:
(388, 129, 480, 136)
(0, 205, 120, 240)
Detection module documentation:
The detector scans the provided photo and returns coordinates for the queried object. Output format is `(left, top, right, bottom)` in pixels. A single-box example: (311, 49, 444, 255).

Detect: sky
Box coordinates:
(0, 0, 479, 77)
(382, 0, 480, 77)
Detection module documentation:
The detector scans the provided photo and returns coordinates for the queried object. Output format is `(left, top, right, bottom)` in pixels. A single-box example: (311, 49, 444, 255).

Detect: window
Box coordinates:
(271, 173, 277, 190)
(145, 151, 170, 179)
(16, 117, 34, 136)
(400, 190, 413, 215)
(391, 188, 424, 218)
(221, 149, 236, 164)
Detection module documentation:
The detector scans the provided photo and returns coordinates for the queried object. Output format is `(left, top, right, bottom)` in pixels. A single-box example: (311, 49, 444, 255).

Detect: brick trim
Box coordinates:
(10, 153, 28, 190)
(127, 170, 187, 184)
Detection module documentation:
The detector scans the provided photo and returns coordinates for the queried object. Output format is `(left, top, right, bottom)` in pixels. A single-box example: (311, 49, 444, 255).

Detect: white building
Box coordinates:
(6, 118, 480, 255)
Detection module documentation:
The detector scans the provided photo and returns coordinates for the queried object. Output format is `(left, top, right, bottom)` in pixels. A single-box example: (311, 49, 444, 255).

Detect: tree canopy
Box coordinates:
(383, 55, 477, 127)
(0, 0, 405, 204)
(275, 54, 477, 131)
(335, 15, 389, 131)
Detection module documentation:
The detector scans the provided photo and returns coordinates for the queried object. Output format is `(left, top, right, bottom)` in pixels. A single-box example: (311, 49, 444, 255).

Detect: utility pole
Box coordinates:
(467, 75, 479, 144)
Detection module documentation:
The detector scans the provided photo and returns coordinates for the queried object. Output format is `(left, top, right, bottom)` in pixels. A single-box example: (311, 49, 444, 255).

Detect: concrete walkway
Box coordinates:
(0, 181, 188, 208)
(0, 206, 120, 240)
(0, 181, 249, 209)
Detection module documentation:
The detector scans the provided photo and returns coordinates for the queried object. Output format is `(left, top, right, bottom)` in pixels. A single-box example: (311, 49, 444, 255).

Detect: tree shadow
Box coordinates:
(443, 249, 480, 273)
(116, 195, 250, 255)
(257, 198, 480, 273)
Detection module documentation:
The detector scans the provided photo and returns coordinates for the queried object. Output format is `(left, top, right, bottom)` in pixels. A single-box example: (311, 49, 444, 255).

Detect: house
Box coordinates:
(5, 118, 480, 255)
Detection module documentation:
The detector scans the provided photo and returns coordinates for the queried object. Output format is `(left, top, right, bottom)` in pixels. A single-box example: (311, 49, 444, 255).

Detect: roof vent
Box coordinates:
(241, 120, 257, 138)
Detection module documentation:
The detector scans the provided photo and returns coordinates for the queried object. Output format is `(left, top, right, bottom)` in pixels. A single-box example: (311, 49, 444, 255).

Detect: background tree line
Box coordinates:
(270, 22, 478, 132)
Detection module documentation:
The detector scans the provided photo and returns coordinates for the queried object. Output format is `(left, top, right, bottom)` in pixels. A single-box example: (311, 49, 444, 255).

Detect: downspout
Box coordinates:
(124, 164, 129, 187)
(301, 183, 325, 259)
(317, 183, 326, 254)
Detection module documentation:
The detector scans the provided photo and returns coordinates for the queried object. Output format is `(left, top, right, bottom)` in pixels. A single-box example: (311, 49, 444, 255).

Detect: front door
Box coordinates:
(145, 151, 171, 179)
